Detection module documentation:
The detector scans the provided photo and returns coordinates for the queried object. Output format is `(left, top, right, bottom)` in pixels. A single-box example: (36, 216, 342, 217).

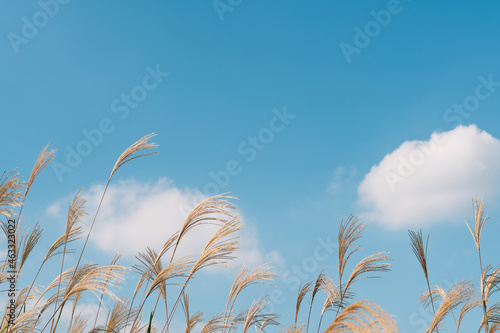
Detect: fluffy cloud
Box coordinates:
(48, 178, 280, 269)
(357, 125, 500, 228)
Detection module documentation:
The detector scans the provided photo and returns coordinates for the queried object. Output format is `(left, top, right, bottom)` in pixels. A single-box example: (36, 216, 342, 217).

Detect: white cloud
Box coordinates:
(49, 177, 281, 269)
(357, 125, 500, 228)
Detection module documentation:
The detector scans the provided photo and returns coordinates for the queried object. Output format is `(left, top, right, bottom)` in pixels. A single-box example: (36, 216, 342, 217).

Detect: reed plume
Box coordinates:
(324, 300, 397, 333)
(73, 133, 158, 281)
(181, 293, 203, 333)
(337, 215, 391, 312)
(420, 280, 475, 333)
(465, 199, 489, 332)
(0, 170, 24, 219)
(409, 229, 438, 331)
(24, 143, 55, 200)
(295, 282, 312, 323)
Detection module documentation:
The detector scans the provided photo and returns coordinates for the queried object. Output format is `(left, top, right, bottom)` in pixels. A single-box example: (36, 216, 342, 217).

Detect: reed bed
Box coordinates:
(0, 134, 497, 332)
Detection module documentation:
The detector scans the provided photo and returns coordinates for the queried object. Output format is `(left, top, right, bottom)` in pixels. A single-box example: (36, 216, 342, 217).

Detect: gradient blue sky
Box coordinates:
(3, 1, 500, 332)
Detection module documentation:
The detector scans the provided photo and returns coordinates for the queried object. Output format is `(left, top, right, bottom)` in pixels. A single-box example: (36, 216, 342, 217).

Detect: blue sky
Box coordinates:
(3, 1, 500, 332)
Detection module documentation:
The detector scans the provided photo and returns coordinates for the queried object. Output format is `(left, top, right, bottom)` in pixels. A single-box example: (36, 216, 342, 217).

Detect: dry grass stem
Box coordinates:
(94, 297, 138, 333)
(40, 264, 129, 315)
(25, 143, 55, 199)
(324, 300, 397, 333)
(109, 133, 158, 180)
(344, 251, 391, 290)
(408, 230, 429, 280)
(0, 170, 24, 219)
(145, 256, 194, 299)
(465, 199, 488, 252)
(168, 194, 238, 263)
(465, 198, 490, 332)
(225, 263, 275, 314)
(295, 282, 312, 323)
(181, 293, 203, 333)
(240, 295, 279, 333)
(68, 314, 88, 333)
(420, 280, 475, 333)
(279, 323, 306, 333)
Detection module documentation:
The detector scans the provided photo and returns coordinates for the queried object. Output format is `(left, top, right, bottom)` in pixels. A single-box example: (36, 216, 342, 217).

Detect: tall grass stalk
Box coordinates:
(465, 199, 489, 333)
(408, 229, 439, 332)
(0, 135, 405, 333)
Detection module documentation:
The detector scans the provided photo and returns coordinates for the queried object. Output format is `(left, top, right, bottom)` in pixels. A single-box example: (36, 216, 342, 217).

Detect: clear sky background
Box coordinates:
(2, 1, 500, 332)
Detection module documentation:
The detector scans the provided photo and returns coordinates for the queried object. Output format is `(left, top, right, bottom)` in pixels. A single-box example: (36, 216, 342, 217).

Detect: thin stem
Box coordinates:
(478, 249, 488, 333)
(19, 259, 44, 314)
(306, 299, 314, 332)
(52, 301, 65, 333)
(73, 178, 111, 274)
(425, 278, 439, 333)
(40, 179, 112, 333)
(50, 237, 69, 332)
(316, 312, 324, 333)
